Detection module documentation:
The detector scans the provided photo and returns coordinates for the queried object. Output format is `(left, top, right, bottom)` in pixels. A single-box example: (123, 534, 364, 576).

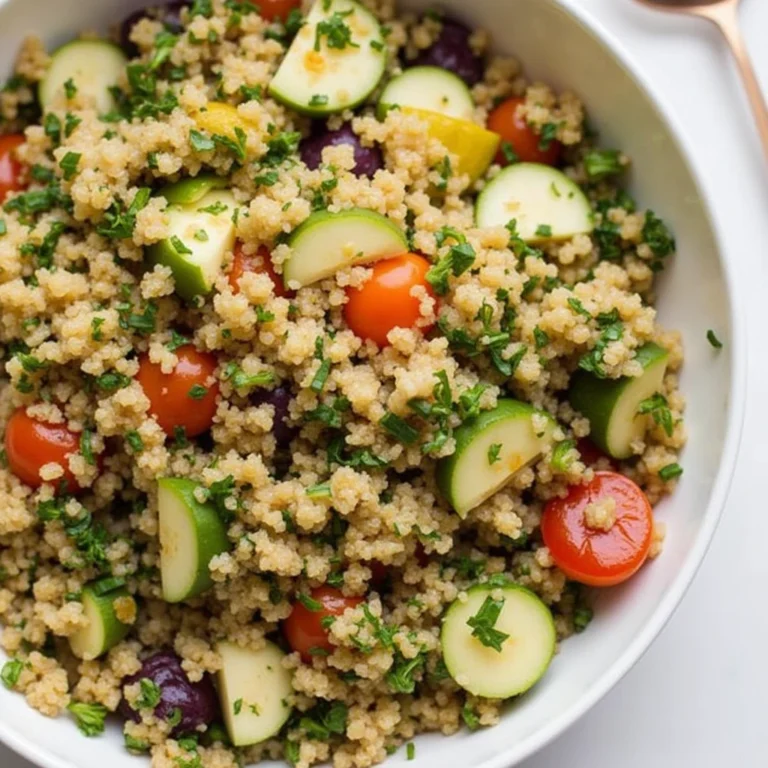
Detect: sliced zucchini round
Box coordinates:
(39, 40, 127, 114)
(158, 478, 230, 604)
(69, 581, 135, 660)
(437, 399, 556, 518)
(217, 640, 293, 747)
(476, 163, 593, 243)
(441, 583, 556, 699)
(269, 0, 386, 116)
(284, 208, 407, 288)
(568, 342, 670, 460)
(377, 66, 475, 121)
(147, 184, 237, 302)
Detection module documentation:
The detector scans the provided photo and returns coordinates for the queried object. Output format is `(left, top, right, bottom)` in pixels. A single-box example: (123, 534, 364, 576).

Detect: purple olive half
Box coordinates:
(118, 650, 218, 736)
(414, 17, 484, 87)
(253, 386, 297, 449)
(300, 123, 384, 178)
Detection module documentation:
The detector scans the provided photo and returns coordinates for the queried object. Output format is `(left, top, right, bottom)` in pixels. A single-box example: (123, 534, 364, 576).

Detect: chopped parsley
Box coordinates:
(500, 140, 519, 164)
(134, 678, 162, 710)
(535, 223, 552, 238)
(79, 428, 96, 466)
(379, 412, 419, 445)
(190, 129, 215, 153)
(95, 188, 151, 240)
(63, 78, 77, 99)
(297, 593, 323, 612)
(222, 362, 275, 391)
(170, 235, 193, 255)
(125, 430, 144, 453)
(578, 313, 623, 377)
(309, 94, 329, 107)
(642, 211, 676, 264)
(707, 329, 723, 349)
(315, 10, 358, 52)
(386, 652, 425, 694)
(537, 121, 560, 151)
(466, 595, 509, 652)
(67, 701, 107, 737)
(1, 659, 23, 689)
(299, 701, 348, 740)
(659, 463, 683, 481)
(583, 149, 623, 180)
(188, 384, 208, 399)
(426, 227, 476, 295)
(90, 317, 105, 341)
(637, 393, 674, 437)
(166, 330, 191, 352)
(59, 151, 81, 180)
(487, 443, 502, 465)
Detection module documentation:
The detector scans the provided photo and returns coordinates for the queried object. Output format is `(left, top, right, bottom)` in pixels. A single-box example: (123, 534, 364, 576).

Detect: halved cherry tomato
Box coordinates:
(487, 97, 561, 167)
(257, 0, 301, 22)
(229, 243, 293, 299)
(541, 471, 653, 587)
(4, 408, 83, 492)
(283, 586, 363, 662)
(0, 134, 26, 201)
(344, 253, 435, 348)
(137, 345, 219, 438)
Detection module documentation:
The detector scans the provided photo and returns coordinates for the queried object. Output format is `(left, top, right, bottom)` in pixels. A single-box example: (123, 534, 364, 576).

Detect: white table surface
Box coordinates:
(5, 0, 768, 766)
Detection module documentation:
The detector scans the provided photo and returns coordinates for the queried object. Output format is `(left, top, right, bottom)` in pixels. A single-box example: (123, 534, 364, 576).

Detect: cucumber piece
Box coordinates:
(476, 163, 594, 243)
(269, 0, 386, 116)
(284, 208, 407, 288)
(217, 640, 293, 747)
(158, 478, 230, 603)
(39, 40, 127, 114)
(69, 581, 135, 660)
(568, 342, 670, 460)
(441, 583, 556, 699)
(437, 399, 556, 518)
(378, 66, 475, 121)
(160, 174, 231, 206)
(147, 186, 237, 302)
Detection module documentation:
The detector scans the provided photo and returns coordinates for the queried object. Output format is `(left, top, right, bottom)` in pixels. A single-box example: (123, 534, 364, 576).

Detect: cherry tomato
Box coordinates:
(0, 134, 26, 201)
(487, 98, 562, 167)
(137, 345, 219, 438)
(4, 408, 82, 492)
(541, 471, 654, 588)
(257, 0, 301, 21)
(344, 253, 435, 348)
(229, 243, 293, 299)
(283, 586, 363, 662)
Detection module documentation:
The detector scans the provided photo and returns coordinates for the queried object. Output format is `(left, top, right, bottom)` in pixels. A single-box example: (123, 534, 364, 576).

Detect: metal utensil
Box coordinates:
(635, 0, 768, 160)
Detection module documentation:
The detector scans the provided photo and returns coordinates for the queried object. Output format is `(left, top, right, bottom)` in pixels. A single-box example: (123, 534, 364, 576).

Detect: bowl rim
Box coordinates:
(0, 0, 748, 767)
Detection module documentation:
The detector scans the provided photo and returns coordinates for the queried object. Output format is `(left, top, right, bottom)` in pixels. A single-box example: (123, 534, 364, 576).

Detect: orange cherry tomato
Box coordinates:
(487, 98, 561, 167)
(344, 253, 435, 348)
(541, 471, 654, 587)
(283, 586, 363, 662)
(0, 134, 26, 201)
(4, 408, 83, 492)
(229, 243, 293, 299)
(137, 345, 219, 438)
(257, 0, 301, 21)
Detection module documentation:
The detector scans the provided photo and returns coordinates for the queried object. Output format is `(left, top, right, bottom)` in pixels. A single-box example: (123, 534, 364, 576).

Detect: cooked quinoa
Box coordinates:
(0, 1, 686, 767)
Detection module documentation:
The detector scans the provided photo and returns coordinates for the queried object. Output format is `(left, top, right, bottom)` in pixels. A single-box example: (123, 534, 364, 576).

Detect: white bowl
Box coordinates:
(0, 0, 746, 766)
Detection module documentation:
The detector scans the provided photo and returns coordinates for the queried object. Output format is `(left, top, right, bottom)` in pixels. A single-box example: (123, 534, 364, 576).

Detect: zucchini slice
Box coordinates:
(283, 208, 407, 288)
(441, 583, 556, 699)
(269, 0, 386, 116)
(69, 581, 135, 660)
(378, 66, 475, 121)
(568, 342, 670, 459)
(437, 399, 557, 518)
(39, 40, 127, 114)
(147, 180, 237, 302)
(158, 478, 230, 603)
(217, 640, 293, 747)
(476, 162, 593, 242)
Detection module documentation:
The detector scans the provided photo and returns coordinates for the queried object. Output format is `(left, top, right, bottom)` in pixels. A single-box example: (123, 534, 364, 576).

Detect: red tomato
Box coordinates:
(344, 253, 435, 348)
(257, 0, 301, 22)
(4, 408, 83, 492)
(229, 243, 293, 298)
(0, 134, 26, 202)
(487, 98, 561, 167)
(541, 471, 654, 587)
(283, 586, 363, 662)
(137, 345, 219, 438)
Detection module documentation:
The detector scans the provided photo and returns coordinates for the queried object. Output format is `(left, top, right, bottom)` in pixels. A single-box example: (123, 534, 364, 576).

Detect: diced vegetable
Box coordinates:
(541, 471, 654, 586)
(568, 343, 669, 459)
(487, 97, 562, 166)
(269, 0, 387, 116)
(414, 17, 484, 86)
(217, 640, 293, 746)
(378, 66, 474, 121)
(475, 162, 593, 242)
(157, 477, 230, 603)
(283, 208, 407, 288)
(441, 583, 555, 698)
(300, 123, 383, 178)
(39, 40, 127, 114)
(437, 399, 557, 518)
(69, 581, 135, 660)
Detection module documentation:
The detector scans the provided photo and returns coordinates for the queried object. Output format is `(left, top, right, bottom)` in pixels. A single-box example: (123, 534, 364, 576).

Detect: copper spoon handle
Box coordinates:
(699, 2, 768, 161)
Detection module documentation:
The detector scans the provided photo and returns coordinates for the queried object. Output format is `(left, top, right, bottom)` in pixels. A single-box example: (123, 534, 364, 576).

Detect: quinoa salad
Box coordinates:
(0, 1, 687, 767)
